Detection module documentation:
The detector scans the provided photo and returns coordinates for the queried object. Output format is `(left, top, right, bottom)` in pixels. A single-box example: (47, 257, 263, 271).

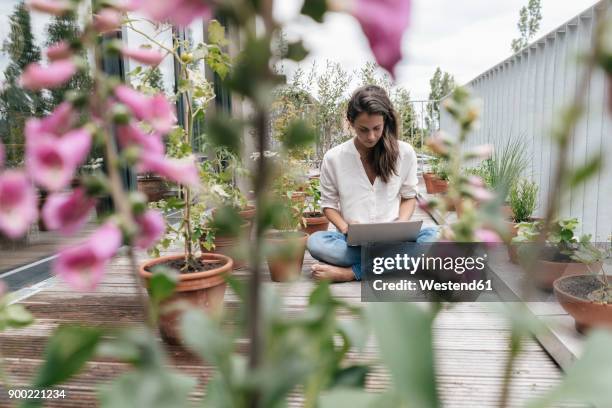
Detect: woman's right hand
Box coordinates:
(341, 220, 360, 235)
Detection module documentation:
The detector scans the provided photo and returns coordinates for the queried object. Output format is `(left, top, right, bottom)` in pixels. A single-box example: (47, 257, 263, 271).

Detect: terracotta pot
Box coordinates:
(264, 230, 308, 282)
(308, 174, 320, 180)
(201, 221, 251, 269)
(422, 173, 435, 194)
(533, 259, 602, 291)
(238, 204, 256, 221)
(301, 212, 329, 235)
(500, 204, 514, 220)
(554, 274, 612, 333)
(139, 253, 233, 345)
(137, 175, 170, 202)
(429, 177, 448, 194)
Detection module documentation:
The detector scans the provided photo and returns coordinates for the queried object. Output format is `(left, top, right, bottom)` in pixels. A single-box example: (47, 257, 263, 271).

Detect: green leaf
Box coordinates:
(99, 369, 196, 408)
(180, 309, 232, 369)
(569, 154, 602, 187)
(210, 205, 243, 237)
(33, 325, 103, 388)
(319, 388, 397, 408)
(206, 114, 242, 154)
(208, 19, 229, 47)
(4, 303, 34, 328)
(527, 330, 612, 408)
(284, 119, 317, 149)
(286, 40, 308, 62)
(329, 365, 370, 389)
(148, 267, 178, 304)
(366, 303, 439, 408)
(301, 0, 327, 22)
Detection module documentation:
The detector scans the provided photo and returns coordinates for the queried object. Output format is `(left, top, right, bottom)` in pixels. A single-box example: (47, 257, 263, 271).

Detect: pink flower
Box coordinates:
(0, 171, 38, 239)
(466, 176, 485, 188)
(93, 8, 122, 33)
(20, 59, 77, 90)
(27, 0, 72, 15)
(53, 222, 122, 291)
(42, 188, 96, 235)
(46, 41, 72, 61)
(117, 123, 165, 156)
(353, 0, 411, 77)
(426, 131, 451, 156)
(26, 102, 76, 137)
(143, 0, 212, 26)
(121, 47, 164, 66)
(114, 86, 176, 133)
(138, 155, 199, 187)
(106, 0, 143, 12)
(474, 228, 502, 244)
(26, 128, 92, 191)
(134, 209, 165, 249)
(465, 144, 494, 160)
(467, 186, 495, 202)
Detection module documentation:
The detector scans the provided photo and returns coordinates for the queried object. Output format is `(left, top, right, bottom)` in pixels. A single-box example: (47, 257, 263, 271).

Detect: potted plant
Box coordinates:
(137, 172, 173, 202)
(511, 218, 602, 290)
(197, 207, 251, 270)
(506, 178, 538, 236)
(266, 162, 309, 282)
(299, 177, 329, 235)
(424, 156, 449, 194)
(138, 24, 233, 344)
(553, 239, 611, 333)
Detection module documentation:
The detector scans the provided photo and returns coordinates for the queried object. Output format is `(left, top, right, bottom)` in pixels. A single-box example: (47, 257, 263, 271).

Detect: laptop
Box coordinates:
(346, 221, 423, 246)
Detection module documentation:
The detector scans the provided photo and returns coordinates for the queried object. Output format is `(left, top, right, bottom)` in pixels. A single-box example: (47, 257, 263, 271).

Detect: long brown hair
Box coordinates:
(346, 85, 399, 183)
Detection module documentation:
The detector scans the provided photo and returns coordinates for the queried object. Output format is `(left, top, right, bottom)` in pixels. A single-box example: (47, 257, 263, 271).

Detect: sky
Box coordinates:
(0, 0, 602, 100)
(274, 0, 601, 100)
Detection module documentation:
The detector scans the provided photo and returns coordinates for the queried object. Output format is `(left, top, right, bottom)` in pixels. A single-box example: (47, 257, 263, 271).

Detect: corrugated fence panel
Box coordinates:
(440, 0, 612, 240)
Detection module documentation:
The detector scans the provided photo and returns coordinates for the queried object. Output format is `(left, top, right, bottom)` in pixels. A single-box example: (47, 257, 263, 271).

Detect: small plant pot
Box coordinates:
(532, 259, 602, 291)
(554, 274, 612, 333)
(137, 175, 170, 202)
(238, 204, 256, 222)
(301, 211, 329, 235)
(264, 230, 308, 282)
(422, 173, 434, 193)
(201, 221, 251, 269)
(429, 177, 448, 194)
(139, 253, 233, 345)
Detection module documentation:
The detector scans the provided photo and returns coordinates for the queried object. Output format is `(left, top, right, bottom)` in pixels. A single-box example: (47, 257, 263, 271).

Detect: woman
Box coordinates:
(307, 85, 438, 282)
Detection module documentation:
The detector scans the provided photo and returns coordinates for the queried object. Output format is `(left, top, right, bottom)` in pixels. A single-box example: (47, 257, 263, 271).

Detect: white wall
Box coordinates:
(441, 0, 612, 241)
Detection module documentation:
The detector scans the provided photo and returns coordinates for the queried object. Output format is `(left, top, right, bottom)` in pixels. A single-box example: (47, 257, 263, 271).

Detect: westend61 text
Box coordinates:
(372, 279, 493, 292)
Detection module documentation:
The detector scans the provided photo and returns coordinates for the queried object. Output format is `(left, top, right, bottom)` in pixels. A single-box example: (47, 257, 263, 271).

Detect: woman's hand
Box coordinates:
(341, 220, 360, 235)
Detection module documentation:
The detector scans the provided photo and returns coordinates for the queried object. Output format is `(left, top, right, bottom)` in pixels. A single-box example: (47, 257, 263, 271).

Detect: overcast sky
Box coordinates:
(274, 0, 601, 100)
(0, 0, 601, 100)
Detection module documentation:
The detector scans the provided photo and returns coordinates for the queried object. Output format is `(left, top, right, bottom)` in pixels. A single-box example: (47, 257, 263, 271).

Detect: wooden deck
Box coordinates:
(0, 206, 570, 407)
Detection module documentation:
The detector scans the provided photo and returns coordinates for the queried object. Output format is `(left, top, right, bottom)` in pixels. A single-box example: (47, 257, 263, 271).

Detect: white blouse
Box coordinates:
(319, 138, 419, 224)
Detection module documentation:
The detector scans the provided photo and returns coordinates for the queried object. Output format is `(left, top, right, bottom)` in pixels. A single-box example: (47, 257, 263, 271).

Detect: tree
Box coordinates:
(426, 67, 455, 134)
(0, 1, 47, 166)
(391, 87, 420, 147)
(511, 0, 542, 53)
(144, 66, 166, 92)
(45, 14, 93, 108)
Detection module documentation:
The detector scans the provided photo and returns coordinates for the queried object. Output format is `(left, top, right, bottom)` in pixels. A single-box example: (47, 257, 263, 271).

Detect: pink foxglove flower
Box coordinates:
(138, 155, 199, 188)
(117, 123, 165, 156)
(27, 0, 72, 15)
(0, 171, 38, 239)
(26, 128, 92, 191)
(46, 41, 72, 61)
(42, 188, 96, 235)
(134, 209, 165, 249)
(26, 102, 76, 138)
(107, 0, 143, 12)
(20, 59, 77, 90)
(114, 86, 176, 133)
(93, 8, 122, 33)
(143, 0, 212, 26)
(53, 223, 122, 291)
(474, 228, 503, 245)
(121, 47, 165, 66)
(352, 0, 411, 77)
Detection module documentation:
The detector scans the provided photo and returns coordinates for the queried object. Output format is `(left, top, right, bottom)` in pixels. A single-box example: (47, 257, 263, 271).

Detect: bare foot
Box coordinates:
(311, 263, 355, 282)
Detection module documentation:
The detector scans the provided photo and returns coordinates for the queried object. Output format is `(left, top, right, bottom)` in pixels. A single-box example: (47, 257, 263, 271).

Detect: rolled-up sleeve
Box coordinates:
(319, 154, 340, 211)
(399, 148, 418, 199)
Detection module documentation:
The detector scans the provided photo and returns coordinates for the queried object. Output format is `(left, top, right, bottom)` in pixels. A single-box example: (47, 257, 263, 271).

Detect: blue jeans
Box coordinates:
(307, 226, 439, 280)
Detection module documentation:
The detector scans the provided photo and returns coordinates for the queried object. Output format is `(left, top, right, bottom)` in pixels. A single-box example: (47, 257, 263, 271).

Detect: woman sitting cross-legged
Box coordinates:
(307, 85, 439, 282)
